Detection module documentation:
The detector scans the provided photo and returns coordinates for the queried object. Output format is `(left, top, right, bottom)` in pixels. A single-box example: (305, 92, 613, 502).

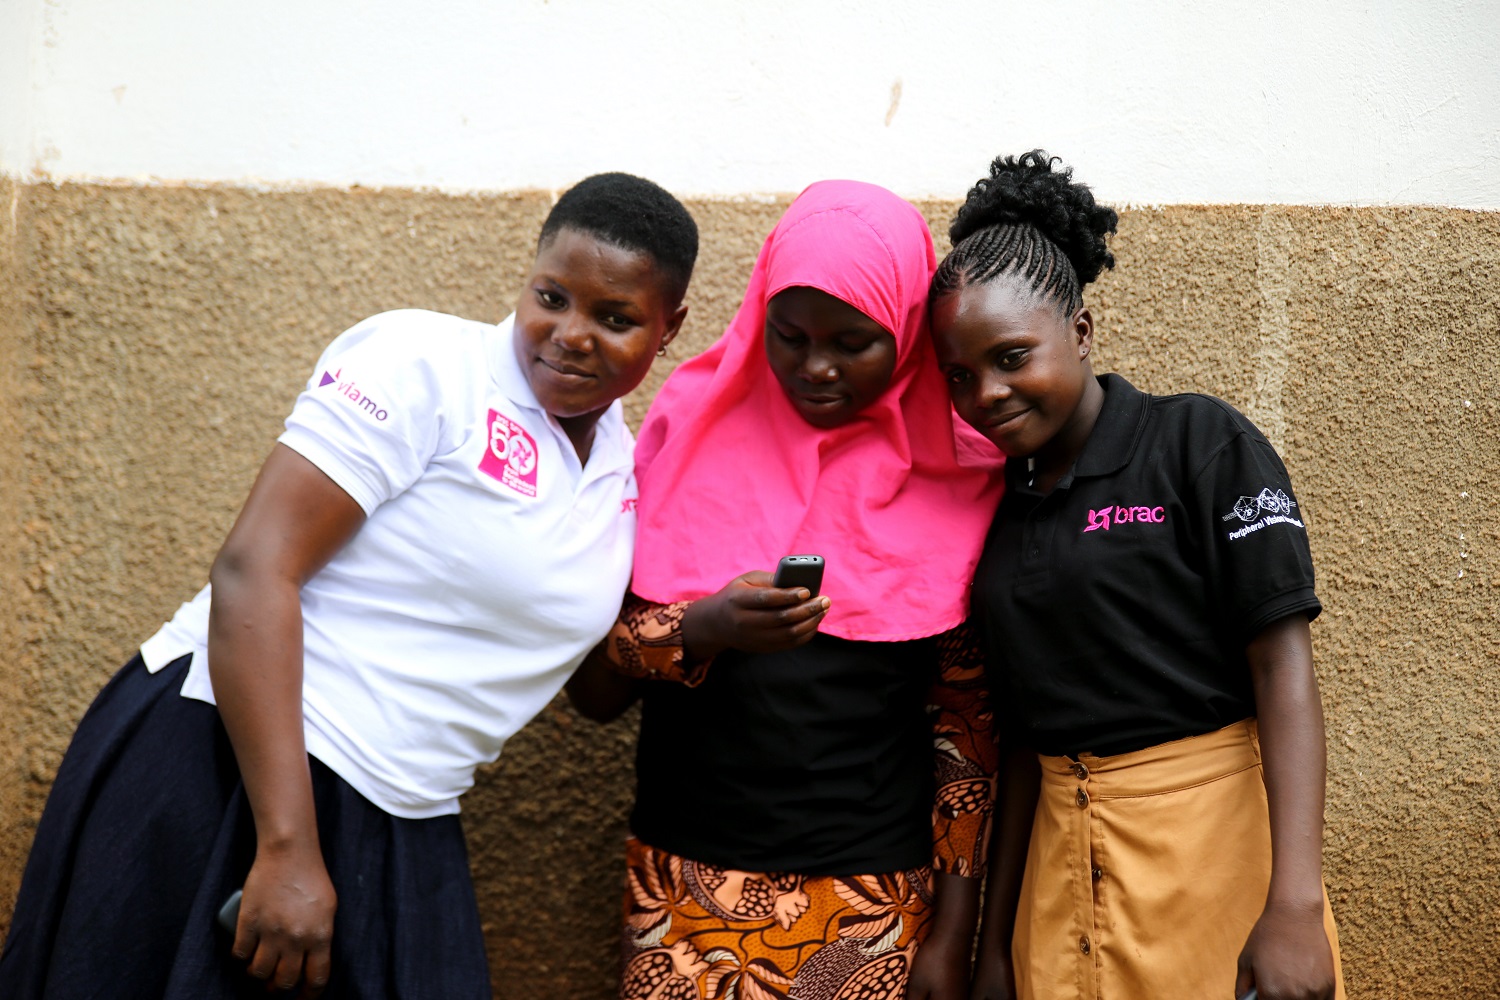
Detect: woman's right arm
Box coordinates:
(680, 571, 829, 660)
(566, 576, 829, 721)
(208, 444, 367, 997)
(970, 745, 1041, 1000)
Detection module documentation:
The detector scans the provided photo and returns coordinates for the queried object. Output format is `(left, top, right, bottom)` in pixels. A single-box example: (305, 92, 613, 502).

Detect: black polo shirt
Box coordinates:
(972, 373, 1321, 757)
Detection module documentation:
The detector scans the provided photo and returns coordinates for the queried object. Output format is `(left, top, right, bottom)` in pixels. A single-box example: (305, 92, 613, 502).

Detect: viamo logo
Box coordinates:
(319, 369, 389, 421)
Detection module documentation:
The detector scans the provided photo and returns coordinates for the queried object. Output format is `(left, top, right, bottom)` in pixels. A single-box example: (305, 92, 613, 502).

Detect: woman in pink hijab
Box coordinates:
(569, 181, 1005, 1000)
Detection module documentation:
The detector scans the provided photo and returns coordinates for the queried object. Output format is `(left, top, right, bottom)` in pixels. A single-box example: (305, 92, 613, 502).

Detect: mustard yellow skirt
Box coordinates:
(1013, 720, 1344, 1000)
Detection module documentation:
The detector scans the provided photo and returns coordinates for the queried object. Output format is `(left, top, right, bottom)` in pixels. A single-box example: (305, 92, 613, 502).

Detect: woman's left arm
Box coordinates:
(564, 593, 697, 723)
(909, 623, 999, 1000)
(1237, 613, 1337, 1000)
(563, 644, 641, 723)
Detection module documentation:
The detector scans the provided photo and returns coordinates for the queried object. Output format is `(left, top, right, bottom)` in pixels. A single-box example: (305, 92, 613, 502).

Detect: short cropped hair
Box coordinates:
(539, 172, 699, 306)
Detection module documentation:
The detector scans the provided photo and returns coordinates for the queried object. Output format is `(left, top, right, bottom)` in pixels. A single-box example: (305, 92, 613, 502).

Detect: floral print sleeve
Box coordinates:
(930, 621, 999, 877)
(599, 591, 712, 687)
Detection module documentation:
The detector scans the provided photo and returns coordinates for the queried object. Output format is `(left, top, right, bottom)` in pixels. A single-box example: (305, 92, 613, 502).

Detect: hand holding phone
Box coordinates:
(681, 557, 830, 658)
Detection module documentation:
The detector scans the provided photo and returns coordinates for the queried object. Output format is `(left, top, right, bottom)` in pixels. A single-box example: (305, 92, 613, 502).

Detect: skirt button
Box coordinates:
(1075, 788, 1089, 808)
(1080, 935, 1091, 955)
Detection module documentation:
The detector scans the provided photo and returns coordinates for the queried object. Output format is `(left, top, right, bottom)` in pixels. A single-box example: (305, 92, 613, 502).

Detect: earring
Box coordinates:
(657, 346, 667, 356)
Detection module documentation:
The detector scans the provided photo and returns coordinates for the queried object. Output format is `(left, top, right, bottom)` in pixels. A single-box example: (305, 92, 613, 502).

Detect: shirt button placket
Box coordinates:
(1033, 500, 1055, 559)
(1072, 759, 1098, 989)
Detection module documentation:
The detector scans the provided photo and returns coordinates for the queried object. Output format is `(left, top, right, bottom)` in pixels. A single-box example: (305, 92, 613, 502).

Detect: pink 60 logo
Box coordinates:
(491, 419, 537, 477)
(479, 409, 539, 497)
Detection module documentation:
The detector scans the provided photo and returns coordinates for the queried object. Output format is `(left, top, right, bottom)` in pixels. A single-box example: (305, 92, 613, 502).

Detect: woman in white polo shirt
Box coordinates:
(0, 173, 698, 1000)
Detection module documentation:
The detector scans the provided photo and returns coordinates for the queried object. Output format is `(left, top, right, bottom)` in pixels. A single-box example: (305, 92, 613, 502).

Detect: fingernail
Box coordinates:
(798, 589, 810, 600)
(820, 598, 831, 610)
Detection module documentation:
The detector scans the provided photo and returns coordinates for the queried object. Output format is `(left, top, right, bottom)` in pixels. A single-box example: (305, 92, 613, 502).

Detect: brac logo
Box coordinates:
(318, 369, 389, 422)
(1083, 504, 1166, 533)
(478, 409, 539, 497)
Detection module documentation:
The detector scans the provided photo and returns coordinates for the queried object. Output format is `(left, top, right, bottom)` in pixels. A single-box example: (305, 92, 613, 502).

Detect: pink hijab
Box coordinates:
(631, 180, 1005, 641)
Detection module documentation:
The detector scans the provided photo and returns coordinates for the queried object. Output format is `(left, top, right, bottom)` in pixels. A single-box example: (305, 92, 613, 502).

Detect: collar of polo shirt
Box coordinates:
(1008, 373, 1153, 491)
(488, 314, 543, 412)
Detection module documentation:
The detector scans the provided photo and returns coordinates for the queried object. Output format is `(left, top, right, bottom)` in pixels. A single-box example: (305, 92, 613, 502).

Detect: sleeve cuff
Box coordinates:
(1241, 587, 1322, 642)
(278, 429, 385, 516)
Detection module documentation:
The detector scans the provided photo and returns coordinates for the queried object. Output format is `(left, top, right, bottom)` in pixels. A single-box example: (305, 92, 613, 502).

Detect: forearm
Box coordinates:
(208, 560, 320, 854)
(1248, 616, 1328, 909)
(928, 871, 981, 949)
(599, 594, 710, 685)
(565, 644, 641, 722)
(680, 596, 725, 662)
(909, 871, 980, 999)
(976, 746, 1040, 956)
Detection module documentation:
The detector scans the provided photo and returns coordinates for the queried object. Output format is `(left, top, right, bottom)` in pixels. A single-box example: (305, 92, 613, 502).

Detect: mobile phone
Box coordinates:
(772, 554, 824, 597)
(217, 888, 242, 934)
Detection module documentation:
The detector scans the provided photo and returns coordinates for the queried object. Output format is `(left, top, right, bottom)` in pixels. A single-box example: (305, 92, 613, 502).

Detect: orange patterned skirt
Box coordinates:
(618, 837, 934, 1000)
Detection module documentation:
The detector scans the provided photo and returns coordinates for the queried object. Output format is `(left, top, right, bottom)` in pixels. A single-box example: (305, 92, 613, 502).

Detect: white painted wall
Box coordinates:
(2, 0, 1497, 207)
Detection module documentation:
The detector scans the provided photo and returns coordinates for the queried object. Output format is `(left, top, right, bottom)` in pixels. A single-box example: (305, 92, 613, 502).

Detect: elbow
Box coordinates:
(209, 538, 280, 601)
(208, 543, 247, 594)
(563, 675, 637, 724)
(569, 700, 624, 725)
(209, 538, 297, 609)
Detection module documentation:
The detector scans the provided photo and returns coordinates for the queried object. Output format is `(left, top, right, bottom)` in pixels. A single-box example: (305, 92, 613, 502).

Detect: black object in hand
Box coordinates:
(771, 554, 824, 597)
(216, 889, 242, 934)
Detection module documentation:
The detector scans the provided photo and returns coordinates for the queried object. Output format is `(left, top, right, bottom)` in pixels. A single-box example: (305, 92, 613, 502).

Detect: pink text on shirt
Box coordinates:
(479, 409, 539, 497)
(1083, 505, 1166, 532)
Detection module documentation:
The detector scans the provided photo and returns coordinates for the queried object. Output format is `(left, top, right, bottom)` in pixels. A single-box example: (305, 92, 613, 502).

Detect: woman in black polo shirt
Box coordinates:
(929, 152, 1344, 1000)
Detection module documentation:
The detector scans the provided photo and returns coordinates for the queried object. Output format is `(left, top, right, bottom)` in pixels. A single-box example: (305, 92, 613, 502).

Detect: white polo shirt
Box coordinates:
(140, 309, 638, 818)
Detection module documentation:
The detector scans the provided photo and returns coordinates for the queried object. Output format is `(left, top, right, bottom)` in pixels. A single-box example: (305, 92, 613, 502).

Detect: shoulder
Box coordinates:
(321, 309, 488, 367)
(297, 310, 496, 437)
(1148, 389, 1261, 435)
(310, 311, 495, 410)
(1143, 390, 1277, 465)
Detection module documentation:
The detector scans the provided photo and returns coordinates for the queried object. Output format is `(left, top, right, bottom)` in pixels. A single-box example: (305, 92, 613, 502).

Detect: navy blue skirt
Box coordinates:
(0, 654, 491, 999)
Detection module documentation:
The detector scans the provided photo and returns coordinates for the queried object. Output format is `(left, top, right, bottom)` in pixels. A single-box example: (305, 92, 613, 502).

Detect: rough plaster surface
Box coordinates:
(0, 184, 1495, 997)
(0, 177, 30, 913)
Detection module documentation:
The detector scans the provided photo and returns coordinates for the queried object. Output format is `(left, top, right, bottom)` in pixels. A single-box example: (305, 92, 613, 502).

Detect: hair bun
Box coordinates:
(949, 150, 1118, 286)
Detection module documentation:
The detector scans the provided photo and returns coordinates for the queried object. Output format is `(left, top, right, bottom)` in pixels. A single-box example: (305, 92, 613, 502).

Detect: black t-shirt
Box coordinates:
(972, 373, 1320, 757)
(631, 633, 934, 876)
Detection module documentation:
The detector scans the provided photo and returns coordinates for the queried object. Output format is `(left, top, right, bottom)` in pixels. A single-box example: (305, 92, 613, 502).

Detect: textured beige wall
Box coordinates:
(0, 183, 1495, 997)
(0, 178, 31, 913)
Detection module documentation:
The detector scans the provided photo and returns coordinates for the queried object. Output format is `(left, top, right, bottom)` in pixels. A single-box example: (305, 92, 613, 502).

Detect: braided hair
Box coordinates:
(932, 151, 1117, 314)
